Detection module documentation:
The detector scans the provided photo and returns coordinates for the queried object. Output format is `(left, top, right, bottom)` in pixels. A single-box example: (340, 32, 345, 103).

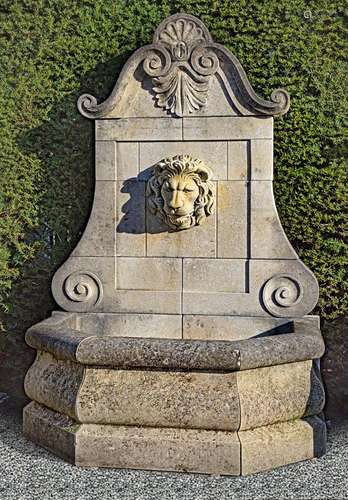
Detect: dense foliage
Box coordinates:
(0, 0, 346, 329)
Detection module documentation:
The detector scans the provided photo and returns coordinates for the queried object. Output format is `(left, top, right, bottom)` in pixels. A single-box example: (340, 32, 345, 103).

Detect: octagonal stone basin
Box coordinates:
(25, 312, 324, 372)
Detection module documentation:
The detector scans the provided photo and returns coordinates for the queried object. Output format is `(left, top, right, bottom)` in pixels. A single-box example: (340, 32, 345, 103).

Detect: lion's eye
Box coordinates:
(184, 188, 194, 193)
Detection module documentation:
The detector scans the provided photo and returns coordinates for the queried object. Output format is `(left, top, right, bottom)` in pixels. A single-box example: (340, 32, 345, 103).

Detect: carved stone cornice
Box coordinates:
(78, 13, 290, 119)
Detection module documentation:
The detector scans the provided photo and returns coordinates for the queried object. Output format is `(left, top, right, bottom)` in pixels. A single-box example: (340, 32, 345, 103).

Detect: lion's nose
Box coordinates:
(168, 191, 183, 209)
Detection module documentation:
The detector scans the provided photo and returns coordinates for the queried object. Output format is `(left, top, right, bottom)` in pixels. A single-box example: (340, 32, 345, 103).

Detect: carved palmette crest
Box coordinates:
(143, 16, 219, 117)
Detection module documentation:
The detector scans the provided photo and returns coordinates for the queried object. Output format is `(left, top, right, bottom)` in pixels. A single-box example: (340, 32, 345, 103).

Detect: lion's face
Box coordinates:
(160, 174, 200, 229)
(146, 155, 215, 231)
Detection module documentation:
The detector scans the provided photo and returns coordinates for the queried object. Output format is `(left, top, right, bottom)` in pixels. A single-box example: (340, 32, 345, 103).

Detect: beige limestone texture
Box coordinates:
(71, 181, 116, 257)
(77, 369, 240, 430)
(183, 315, 292, 341)
(183, 258, 245, 293)
(116, 257, 182, 291)
(116, 179, 146, 257)
(227, 141, 248, 180)
(238, 360, 313, 430)
(239, 417, 325, 475)
(139, 141, 228, 180)
(217, 180, 247, 258)
(95, 141, 116, 181)
(183, 117, 273, 141)
(78, 312, 182, 338)
(250, 139, 273, 180)
(116, 142, 138, 179)
(24, 351, 83, 420)
(96, 118, 182, 141)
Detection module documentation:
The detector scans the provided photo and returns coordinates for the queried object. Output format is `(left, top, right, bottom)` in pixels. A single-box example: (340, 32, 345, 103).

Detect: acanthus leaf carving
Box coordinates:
(143, 17, 219, 117)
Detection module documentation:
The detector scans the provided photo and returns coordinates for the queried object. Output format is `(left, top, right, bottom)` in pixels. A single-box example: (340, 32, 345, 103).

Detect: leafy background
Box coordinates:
(0, 0, 347, 417)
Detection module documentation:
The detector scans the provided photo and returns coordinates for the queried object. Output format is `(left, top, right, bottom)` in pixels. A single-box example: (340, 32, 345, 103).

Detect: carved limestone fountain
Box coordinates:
(23, 13, 326, 475)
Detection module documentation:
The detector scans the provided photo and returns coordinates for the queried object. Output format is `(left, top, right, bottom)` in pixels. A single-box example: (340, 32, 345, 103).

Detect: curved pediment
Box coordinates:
(78, 13, 290, 119)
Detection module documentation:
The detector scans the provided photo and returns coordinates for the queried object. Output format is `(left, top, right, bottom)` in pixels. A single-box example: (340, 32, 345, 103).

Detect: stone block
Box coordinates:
(182, 291, 251, 316)
(183, 315, 293, 341)
(250, 139, 273, 180)
(217, 181, 247, 258)
(250, 181, 297, 259)
(77, 369, 240, 430)
(95, 141, 116, 181)
(116, 142, 138, 179)
(112, 290, 181, 315)
(238, 360, 314, 430)
(23, 402, 241, 474)
(239, 417, 326, 475)
(23, 402, 76, 464)
(183, 258, 245, 293)
(72, 181, 116, 257)
(24, 351, 83, 420)
(116, 179, 146, 256)
(96, 118, 182, 141)
(78, 313, 182, 339)
(183, 117, 273, 141)
(139, 141, 228, 180)
(227, 141, 248, 180)
(116, 257, 182, 291)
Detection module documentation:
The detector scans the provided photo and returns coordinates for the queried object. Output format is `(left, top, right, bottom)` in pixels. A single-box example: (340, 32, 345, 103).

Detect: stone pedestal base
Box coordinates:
(23, 313, 327, 475)
(23, 402, 326, 475)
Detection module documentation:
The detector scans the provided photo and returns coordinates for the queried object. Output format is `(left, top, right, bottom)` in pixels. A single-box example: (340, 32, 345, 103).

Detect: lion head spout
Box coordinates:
(146, 155, 215, 231)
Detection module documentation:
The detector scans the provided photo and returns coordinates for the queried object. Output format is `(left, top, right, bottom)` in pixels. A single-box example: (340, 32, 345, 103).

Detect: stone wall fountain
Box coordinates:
(23, 13, 326, 475)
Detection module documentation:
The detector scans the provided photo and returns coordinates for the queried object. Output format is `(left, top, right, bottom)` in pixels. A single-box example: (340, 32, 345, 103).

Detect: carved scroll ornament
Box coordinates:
(143, 17, 219, 116)
(77, 13, 290, 119)
(146, 155, 215, 231)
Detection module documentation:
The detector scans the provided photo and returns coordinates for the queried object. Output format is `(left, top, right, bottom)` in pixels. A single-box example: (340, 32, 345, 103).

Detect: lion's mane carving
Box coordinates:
(146, 155, 215, 231)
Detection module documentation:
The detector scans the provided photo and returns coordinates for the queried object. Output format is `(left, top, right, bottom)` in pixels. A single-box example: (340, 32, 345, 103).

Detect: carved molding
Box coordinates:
(146, 154, 215, 231)
(77, 13, 290, 119)
(262, 274, 304, 317)
(63, 271, 103, 308)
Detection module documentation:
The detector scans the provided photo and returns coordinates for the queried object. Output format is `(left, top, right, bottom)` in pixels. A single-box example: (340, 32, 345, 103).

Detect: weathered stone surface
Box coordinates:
(238, 360, 316, 429)
(250, 139, 273, 180)
(183, 117, 273, 140)
(227, 141, 248, 180)
(77, 369, 240, 430)
(23, 402, 325, 475)
(250, 181, 297, 259)
(113, 289, 181, 315)
(183, 258, 245, 293)
(217, 181, 247, 258)
(139, 141, 228, 181)
(95, 141, 116, 181)
(23, 401, 241, 474)
(116, 257, 182, 291)
(116, 179, 146, 256)
(75, 336, 241, 370)
(183, 315, 293, 341)
(71, 181, 116, 257)
(24, 351, 83, 420)
(116, 142, 138, 179)
(239, 416, 326, 475)
(75, 424, 241, 473)
(23, 402, 77, 464)
(26, 315, 324, 370)
(79, 312, 182, 339)
(96, 118, 182, 141)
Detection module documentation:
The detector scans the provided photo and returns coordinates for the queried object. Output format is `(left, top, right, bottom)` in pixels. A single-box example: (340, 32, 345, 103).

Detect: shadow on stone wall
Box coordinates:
(0, 53, 130, 404)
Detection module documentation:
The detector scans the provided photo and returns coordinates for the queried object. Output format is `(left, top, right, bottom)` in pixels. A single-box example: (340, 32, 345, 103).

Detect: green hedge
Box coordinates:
(0, 0, 346, 326)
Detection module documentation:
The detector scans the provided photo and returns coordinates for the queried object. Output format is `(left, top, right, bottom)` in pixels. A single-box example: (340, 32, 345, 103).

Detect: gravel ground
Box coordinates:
(0, 397, 347, 500)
